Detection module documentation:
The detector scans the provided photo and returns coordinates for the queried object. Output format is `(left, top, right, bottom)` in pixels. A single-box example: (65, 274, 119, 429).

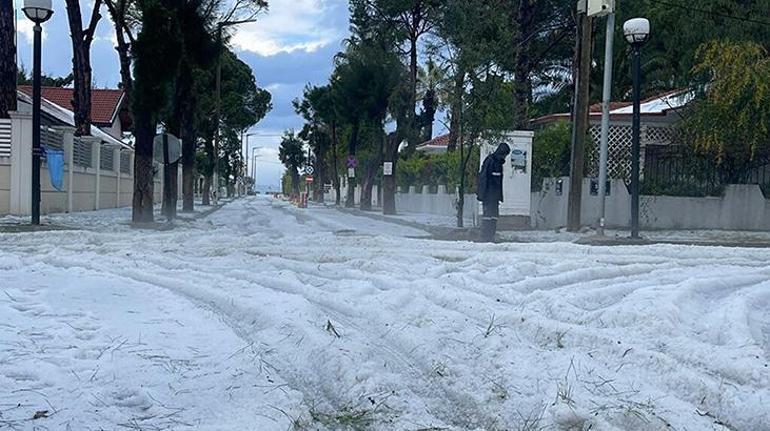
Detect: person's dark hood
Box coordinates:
(493, 142, 511, 160)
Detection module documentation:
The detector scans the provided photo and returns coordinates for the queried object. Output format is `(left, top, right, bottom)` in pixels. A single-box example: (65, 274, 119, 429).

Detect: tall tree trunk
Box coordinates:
(360, 132, 385, 211)
(168, 63, 193, 214)
(65, 0, 102, 136)
(115, 30, 132, 105)
(168, 162, 178, 216)
(345, 120, 360, 208)
(404, 34, 420, 156)
(331, 120, 341, 205)
(313, 121, 325, 203)
(132, 113, 155, 223)
(105, 0, 133, 121)
(182, 120, 196, 212)
(382, 131, 400, 215)
(202, 176, 211, 205)
(291, 170, 300, 195)
(202, 137, 214, 205)
(513, 0, 537, 129)
(0, 0, 16, 118)
(422, 89, 436, 142)
(447, 68, 464, 153)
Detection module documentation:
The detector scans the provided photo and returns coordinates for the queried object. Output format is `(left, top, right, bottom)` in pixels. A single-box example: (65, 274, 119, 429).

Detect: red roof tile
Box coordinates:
(18, 86, 125, 125)
(419, 134, 451, 147)
(589, 101, 632, 112)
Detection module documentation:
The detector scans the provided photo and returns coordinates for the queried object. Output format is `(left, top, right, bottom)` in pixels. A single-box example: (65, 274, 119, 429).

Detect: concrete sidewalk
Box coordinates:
(328, 204, 770, 248)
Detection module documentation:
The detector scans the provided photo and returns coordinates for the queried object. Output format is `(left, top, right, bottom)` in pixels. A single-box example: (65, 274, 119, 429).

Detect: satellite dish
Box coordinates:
(153, 133, 182, 164)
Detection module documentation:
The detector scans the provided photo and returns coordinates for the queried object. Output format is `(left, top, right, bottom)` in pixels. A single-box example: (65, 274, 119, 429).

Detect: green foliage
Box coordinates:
(132, 0, 183, 125)
(332, 39, 403, 128)
(680, 40, 770, 180)
(532, 122, 571, 190)
(220, 50, 273, 132)
(278, 130, 307, 194)
(17, 67, 74, 87)
(396, 149, 479, 190)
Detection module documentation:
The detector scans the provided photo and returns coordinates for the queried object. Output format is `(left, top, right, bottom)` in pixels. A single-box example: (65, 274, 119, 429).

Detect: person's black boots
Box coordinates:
(480, 218, 495, 242)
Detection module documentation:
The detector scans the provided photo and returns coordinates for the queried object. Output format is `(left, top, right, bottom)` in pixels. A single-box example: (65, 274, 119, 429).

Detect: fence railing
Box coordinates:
(120, 151, 131, 174)
(73, 138, 93, 168)
(0, 119, 10, 158)
(100, 147, 115, 171)
(642, 144, 770, 196)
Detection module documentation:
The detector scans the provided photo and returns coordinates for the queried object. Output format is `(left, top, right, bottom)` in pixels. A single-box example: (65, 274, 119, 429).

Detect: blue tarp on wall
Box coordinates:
(44, 147, 65, 191)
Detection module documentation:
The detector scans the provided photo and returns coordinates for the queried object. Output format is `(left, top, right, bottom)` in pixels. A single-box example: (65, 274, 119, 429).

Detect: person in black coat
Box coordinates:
(477, 142, 510, 242)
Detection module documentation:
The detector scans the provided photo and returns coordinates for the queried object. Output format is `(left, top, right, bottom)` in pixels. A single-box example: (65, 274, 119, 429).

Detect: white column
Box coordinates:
(84, 137, 102, 211)
(9, 111, 32, 216)
(115, 148, 121, 208)
(178, 164, 183, 199)
(61, 128, 75, 212)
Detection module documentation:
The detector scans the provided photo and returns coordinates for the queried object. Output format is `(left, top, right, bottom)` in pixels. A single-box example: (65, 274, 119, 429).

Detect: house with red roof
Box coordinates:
(416, 134, 452, 154)
(0, 87, 158, 217)
(18, 86, 131, 139)
(416, 90, 693, 179)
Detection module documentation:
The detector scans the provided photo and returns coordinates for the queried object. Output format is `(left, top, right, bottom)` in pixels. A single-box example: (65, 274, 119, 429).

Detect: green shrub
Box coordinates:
(396, 149, 480, 191)
(532, 122, 571, 190)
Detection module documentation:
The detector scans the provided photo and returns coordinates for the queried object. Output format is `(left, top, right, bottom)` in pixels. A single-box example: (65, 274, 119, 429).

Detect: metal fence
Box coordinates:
(41, 127, 64, 151)
(642, 144, 770, 196)
(0, 119, 10, 157)
(120, 151, 131, 174)
(100, 147, 115, 171)
(73, 138, 93, 168)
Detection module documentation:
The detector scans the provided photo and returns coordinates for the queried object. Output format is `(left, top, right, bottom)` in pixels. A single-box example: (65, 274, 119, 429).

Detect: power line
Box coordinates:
(647, 0, 770, 27)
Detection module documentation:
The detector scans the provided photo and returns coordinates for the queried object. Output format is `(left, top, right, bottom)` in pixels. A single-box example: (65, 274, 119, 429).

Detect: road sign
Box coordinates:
(153, 133, 182, 164)
(346, 156, 357, 169)
(304, 165, 315, 175)
(383, 162, 393, 176)
(305, 176, 314, 183)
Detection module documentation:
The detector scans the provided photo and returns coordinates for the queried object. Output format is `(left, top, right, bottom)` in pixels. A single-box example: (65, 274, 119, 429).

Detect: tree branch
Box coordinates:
(84, 0, 103, 47)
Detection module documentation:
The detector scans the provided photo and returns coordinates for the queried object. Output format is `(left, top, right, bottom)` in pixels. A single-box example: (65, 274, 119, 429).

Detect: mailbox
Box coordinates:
(479, 131, 534, 217)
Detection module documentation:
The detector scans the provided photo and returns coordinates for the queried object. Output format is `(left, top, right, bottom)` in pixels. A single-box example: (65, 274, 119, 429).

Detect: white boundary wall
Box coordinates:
(1, 112, 162, 216)
(327, 177, 770, 231)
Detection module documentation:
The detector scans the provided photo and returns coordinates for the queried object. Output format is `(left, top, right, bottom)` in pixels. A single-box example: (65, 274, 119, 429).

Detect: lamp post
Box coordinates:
(623, 18, 651, 239)
(243, 133, 260, 193)
(22, 0, 53, 225)
(213, 20, 254, 204)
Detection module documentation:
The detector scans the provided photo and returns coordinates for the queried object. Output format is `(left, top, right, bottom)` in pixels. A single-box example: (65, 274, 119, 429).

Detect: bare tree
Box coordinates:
(64, 0, 104, 136)
(104, 0, 136, 109)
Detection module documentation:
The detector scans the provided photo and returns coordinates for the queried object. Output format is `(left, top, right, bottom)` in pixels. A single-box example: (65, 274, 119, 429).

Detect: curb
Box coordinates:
(331, 205, 476, 239)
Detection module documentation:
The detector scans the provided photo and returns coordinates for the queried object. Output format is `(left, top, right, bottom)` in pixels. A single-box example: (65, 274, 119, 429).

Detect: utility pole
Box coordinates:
(567, 2, 594, 232)
(597, 7, 616, 235)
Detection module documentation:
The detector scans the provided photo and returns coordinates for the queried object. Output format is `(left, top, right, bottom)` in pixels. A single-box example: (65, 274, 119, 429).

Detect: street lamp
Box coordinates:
(623, 18, 650, 239)
(212, 20, 254, 204)
(23, 0, 54, 225)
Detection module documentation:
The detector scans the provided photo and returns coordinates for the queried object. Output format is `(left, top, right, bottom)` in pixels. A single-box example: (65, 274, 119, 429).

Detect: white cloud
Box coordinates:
(16, 18, 42, 43)
(231, 0, 346, 57)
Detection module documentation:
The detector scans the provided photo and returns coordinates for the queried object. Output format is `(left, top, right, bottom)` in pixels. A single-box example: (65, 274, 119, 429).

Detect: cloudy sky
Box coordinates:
(14, 0, 351, 189)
